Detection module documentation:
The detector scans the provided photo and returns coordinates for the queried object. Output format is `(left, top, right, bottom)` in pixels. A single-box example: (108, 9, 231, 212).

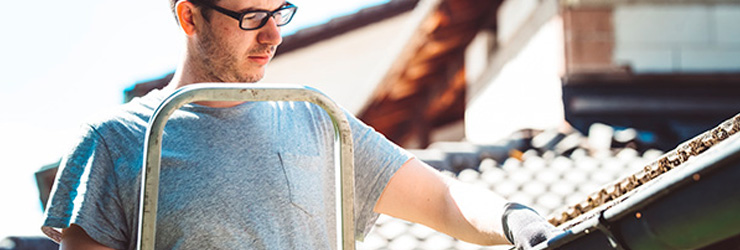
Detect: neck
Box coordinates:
(165, 57, 251, 108)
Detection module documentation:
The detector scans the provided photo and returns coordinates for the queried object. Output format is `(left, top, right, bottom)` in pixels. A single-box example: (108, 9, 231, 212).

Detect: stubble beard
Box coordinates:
(196, 24, 274, 83)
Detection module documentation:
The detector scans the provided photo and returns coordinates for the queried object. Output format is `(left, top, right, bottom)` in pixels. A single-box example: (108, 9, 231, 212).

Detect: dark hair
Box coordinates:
(170, 0, 216, 21)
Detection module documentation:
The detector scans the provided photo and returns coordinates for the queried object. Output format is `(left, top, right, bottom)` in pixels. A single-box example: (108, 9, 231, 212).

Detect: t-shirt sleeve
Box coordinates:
(42, 124, 130, 249)
(347, 112, 413, 240)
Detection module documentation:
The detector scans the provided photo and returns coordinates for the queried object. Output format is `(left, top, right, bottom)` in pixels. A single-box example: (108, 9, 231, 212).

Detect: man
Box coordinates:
(41, 0, 560, 249)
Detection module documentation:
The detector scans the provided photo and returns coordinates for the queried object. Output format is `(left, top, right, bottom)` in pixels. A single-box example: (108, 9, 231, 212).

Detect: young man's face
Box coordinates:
(193, 0, 285, 83)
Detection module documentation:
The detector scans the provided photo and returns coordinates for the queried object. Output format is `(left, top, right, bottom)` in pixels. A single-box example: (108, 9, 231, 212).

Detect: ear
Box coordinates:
(176, 0, 197, 35)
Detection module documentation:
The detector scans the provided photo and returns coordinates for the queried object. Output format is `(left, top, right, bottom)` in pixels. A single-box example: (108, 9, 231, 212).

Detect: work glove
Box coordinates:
(502, 202, 562, 249)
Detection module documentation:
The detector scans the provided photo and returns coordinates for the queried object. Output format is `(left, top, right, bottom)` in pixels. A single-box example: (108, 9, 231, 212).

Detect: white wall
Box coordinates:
(497, 0, 541, 46)
(613, 4, 740, 73)
(466, 17, 566, 144)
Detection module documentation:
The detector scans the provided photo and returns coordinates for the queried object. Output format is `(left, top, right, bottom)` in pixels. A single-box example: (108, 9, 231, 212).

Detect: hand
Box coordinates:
(501, 202, 562, 249)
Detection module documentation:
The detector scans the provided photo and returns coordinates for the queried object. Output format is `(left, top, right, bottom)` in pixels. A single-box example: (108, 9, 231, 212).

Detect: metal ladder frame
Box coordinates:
(136, 83, 355, 250)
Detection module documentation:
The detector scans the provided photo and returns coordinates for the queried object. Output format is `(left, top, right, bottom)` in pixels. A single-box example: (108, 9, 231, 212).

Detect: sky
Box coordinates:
(0, 0, 389, 240)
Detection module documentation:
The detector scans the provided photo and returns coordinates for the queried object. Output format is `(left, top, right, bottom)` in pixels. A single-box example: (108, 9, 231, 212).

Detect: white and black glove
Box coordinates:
(502, 202, 562, 249)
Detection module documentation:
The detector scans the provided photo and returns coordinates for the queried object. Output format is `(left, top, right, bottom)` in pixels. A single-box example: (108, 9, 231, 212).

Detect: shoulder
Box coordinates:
(85, 90, 165, 138)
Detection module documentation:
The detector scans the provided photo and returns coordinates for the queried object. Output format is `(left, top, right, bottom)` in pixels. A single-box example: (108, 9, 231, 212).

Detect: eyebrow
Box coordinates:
(236, 1, 288, 13)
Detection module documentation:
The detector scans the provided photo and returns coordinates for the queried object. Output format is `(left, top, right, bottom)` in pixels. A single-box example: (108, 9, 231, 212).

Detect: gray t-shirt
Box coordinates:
(42, 89, 411, 249)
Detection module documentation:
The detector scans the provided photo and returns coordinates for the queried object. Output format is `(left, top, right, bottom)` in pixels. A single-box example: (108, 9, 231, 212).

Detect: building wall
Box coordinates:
(613, 4, 740, 73)
(497, 0, 541, 46)
(465, 17, 566, 144)
(563, 7, 617, 74)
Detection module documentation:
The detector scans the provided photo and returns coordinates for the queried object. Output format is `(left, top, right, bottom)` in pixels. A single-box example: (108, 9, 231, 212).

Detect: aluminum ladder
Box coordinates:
(136, 83, 356, 250)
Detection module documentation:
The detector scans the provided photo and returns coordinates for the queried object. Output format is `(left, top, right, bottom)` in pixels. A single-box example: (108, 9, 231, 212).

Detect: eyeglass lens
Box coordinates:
(241, 8, 294, 30)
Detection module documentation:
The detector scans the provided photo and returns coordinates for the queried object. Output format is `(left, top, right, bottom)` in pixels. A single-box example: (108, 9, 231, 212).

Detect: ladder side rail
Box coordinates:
(136, 83, 355, 250)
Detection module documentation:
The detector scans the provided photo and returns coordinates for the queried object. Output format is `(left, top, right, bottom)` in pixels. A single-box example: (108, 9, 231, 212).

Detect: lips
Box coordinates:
(248, 55, 271, 65)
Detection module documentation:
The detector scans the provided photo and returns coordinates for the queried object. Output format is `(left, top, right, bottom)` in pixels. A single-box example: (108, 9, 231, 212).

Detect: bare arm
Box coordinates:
(374, 157, 511, 245)
(60, 224, 114, 250)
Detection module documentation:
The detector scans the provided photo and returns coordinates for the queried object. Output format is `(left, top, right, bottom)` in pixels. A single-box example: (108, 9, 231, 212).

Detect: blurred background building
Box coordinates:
(5, 0, 740, 249)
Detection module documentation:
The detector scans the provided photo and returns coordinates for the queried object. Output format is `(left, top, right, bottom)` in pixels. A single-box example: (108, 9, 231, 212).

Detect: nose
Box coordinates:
(257, 17, 282, 46)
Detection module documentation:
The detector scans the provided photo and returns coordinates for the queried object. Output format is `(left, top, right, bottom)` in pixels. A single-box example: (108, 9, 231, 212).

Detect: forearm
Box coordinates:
(439, 176, 510, 245)
(375, 158, 511, 246)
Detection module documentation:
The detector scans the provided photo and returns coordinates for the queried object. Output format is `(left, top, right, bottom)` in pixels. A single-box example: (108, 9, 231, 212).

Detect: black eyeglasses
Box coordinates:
(188, 0, 297, 30)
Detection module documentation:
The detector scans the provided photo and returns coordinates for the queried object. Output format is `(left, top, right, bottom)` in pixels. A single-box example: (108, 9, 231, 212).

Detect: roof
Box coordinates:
(538, 122, 740, 249)
(359, 126, 667, 249)
(360, 112, 740, 249)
